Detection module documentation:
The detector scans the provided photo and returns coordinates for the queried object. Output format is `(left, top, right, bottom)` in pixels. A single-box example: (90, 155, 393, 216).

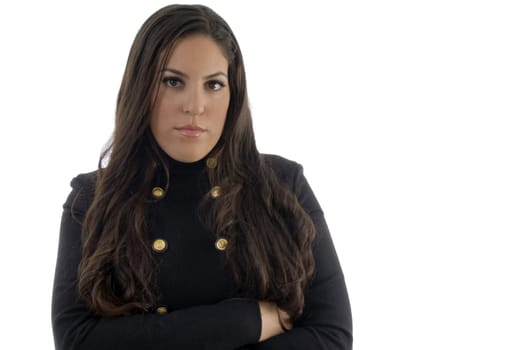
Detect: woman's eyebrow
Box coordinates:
(162, 68, 227, 79)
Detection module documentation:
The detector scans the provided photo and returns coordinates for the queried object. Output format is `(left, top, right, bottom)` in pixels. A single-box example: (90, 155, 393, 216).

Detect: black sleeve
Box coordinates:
(253, 162, 353, 349)
(51, 174, 261, 350)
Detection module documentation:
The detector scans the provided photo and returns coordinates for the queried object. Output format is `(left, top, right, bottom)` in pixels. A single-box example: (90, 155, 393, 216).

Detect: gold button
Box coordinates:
(156, 306, 168, 315)
(210, 186, 221, 199)
(152, 187, 165, 198)
(215, 238, 228, 251)
(206, 157, 217, 169)
(152, 239, 168, 253)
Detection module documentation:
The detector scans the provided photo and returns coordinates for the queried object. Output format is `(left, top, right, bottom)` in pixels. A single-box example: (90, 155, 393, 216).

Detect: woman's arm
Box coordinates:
(254, 158, 353, 349)
(51, 174, 262, 350)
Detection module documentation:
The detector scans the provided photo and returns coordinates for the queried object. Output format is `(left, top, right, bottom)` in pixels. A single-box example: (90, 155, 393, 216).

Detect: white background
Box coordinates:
(0, 0, 525, 349)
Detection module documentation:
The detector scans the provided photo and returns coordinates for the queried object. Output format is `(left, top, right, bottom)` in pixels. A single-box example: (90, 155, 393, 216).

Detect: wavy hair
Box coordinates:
(77, 4, 316, 319)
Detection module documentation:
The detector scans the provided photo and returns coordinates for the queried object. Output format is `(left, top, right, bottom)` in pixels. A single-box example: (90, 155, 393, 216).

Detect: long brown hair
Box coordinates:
(78, 4, 316, 319)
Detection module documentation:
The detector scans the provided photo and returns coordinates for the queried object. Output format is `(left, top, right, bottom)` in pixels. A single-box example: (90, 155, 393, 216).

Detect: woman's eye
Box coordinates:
(207, 80, 225, 91)
(162, 77, 182, 87)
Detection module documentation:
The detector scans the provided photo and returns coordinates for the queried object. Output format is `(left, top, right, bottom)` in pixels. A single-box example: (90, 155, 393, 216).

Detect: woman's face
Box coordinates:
(151, 35, 230, 163)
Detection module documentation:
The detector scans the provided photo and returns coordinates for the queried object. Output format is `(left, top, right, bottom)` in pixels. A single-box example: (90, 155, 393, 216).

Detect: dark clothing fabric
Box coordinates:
(52, 154, 352, 349)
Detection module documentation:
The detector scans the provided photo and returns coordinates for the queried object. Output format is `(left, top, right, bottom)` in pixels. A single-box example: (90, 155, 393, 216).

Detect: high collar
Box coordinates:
(158, 149, 209, 174)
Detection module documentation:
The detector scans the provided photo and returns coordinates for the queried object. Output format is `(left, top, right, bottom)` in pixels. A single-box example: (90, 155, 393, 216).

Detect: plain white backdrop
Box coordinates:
(0, 0, 525, 349)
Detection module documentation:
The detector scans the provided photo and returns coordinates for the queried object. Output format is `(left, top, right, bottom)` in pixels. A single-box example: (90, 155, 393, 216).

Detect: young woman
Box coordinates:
(52, 4, 352, 349)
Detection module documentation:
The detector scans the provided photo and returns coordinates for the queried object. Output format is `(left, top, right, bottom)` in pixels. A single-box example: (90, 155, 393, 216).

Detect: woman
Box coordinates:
(52, 4, 352, 349)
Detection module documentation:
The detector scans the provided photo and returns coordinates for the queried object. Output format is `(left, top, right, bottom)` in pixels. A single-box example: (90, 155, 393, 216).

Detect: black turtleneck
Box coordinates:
(52, 154, 352, 350)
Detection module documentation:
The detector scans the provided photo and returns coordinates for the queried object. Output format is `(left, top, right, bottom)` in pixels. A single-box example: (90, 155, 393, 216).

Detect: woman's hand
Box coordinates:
(258, 301, 292, 342)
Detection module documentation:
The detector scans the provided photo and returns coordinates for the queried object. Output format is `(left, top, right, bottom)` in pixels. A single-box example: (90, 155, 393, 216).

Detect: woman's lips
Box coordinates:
(175, 124, 205, 137)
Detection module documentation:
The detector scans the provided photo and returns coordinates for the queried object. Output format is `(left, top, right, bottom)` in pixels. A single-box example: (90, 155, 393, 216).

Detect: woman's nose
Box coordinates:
(182, 86, 205, 116)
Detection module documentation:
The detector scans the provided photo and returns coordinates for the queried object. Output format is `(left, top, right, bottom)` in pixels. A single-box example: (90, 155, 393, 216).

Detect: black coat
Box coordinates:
(52, 154, 352, 349)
